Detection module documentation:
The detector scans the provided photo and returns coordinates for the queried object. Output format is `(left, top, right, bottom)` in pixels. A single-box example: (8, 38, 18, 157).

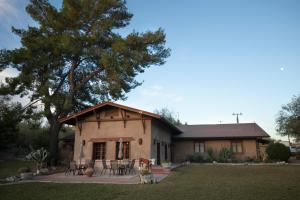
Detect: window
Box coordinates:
(231, 141, 243, 153)
(195, 142, 205, 153)
(116, 142, 130, 159)
(93, 143, 106, 160)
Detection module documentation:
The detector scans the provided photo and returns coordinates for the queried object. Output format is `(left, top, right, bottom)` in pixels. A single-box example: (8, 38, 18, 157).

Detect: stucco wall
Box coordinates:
(173, 139, 258, 162)
(73, 107, 152, 164)
(173, 141, 194, 162)
(151, 120, 173, 164)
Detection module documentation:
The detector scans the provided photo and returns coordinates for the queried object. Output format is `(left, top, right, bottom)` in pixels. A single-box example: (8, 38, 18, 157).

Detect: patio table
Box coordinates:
(77, 164, 86, 175)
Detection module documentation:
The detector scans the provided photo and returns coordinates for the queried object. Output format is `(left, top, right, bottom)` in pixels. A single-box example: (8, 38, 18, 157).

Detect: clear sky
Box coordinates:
(0, 0, 299, 140)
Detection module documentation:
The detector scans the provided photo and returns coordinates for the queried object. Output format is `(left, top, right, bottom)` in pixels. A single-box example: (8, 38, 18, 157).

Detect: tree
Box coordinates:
(276, 95, 300, 140)
(0, 96, 23, 149)
(266, 142, 290, 162)
(0, 0, 170, 164)
(154, 107, 182, 125)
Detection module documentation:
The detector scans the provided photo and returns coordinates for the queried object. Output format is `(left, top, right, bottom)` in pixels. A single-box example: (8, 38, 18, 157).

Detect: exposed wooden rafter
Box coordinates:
(120, 109, 127, 128)
(140, 113, 146, 134)
(75, 117, 83, 136)
(93, 110, 101, 129)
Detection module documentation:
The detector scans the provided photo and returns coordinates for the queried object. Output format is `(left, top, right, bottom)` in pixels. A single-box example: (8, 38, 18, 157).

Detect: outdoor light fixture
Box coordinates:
(138, 138, 143, 145)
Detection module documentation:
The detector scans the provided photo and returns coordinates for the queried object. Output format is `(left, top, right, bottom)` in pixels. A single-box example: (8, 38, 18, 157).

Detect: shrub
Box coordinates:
(218, 147, 233, 163)
(206, 147, 215, 160)
(191, 153, 203, 162)
(266, 142, 290, 162)
(18, 167, 31, 173)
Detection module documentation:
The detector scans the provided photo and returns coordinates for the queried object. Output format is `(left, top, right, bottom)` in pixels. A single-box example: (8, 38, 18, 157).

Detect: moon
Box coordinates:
(280, 67, 285, 71)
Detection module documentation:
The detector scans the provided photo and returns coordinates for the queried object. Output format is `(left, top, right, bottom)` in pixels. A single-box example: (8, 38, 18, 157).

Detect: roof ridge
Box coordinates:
(179, 123, 257, 126)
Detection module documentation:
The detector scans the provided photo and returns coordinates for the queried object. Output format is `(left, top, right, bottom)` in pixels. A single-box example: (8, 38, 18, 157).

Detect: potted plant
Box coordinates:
(18, 167, 33, 180)
(139, 169, 153, 184)
(26, 147, 48, 175)
(85, 161, 94, 177)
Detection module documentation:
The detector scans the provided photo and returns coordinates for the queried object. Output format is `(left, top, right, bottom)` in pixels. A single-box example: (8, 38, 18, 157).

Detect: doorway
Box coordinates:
(157, 143, 161, 165)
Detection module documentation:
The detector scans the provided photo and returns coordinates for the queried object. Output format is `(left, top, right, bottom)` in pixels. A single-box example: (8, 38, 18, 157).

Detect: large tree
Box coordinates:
(0, 0, 170, 163)
(276, 95, 300, 140)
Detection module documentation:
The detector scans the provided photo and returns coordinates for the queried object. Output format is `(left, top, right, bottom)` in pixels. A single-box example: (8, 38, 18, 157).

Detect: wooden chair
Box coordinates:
(65, 161, 77, 176)
(110, 160, 118, 176)
(128, 159, 136, 174)
(101, 160, 109, 175)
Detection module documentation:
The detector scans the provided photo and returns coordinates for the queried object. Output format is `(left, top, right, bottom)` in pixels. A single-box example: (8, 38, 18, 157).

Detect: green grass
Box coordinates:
(0, 165, 300, 200)
(0, 160, 35, 179)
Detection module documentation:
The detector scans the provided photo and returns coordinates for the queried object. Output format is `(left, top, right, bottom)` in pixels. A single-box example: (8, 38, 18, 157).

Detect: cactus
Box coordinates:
(26, 147, 48, 174)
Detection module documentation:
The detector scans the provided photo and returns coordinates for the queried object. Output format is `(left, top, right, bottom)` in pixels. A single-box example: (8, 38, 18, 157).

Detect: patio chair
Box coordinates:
(101, 160, 109, 175)
(122, 159, 130, 174)
(65, 161, 77, 176)
(109, 160, 118, 176)
(128, 159, 136, 175)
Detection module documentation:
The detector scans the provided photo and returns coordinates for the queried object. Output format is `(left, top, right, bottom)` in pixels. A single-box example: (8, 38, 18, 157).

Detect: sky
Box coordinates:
(0, 0, 299, 140)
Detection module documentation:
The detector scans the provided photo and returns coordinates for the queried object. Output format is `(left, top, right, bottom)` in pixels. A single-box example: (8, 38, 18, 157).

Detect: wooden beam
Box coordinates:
(120, 109, 127, 128)
(93, 110, 101, 129)
(83, 117, 150, 122)
(140, 113, 146, 134)
(76, 117, 83, 136)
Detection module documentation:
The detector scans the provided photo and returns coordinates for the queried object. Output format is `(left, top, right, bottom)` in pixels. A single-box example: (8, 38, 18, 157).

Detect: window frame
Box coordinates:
(231, 140, 243, 154)
(194, 141, 205, 153)
(92, 142, 106, 160)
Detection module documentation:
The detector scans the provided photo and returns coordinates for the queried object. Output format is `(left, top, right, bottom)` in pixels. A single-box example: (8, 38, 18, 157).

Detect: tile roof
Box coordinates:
(175, 123, 270, 139)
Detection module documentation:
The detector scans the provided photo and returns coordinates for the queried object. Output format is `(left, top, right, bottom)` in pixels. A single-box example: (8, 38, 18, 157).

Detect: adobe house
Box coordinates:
(60, 102, 270, 164)
(60, 102, 181, 165)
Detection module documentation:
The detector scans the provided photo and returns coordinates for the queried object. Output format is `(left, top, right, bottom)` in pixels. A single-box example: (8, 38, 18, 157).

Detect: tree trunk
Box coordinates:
(48, 117, 62, 166)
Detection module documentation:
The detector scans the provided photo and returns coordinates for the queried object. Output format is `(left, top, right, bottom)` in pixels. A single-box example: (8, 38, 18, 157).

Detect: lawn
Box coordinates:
(0, 160, 35, 179)
(0, 165, 299, 200)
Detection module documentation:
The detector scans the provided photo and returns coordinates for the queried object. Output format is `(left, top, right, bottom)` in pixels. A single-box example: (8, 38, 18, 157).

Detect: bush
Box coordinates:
(18, 167, 31, 173)
(266, 142, 290, 162)
(218, 147, 234, 163)
(187, 152, 214, 163)
(191, 153, 203, 162)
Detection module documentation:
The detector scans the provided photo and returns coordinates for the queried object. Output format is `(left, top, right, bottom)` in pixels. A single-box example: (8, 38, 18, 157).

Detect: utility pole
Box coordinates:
(232, 113, 243, 124)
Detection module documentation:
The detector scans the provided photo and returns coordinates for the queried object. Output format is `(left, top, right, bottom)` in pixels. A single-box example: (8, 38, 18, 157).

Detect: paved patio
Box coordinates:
(24, 172, 169, 184)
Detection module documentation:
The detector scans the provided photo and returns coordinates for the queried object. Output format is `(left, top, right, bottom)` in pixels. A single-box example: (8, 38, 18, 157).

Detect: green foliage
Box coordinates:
(17, 167, 31, 173)
(188, 152, 213, 163)
(276, 95, 300, 140)
(266, 142, 291, 162)
(206, 147, 215, 160)
(26, 147, 49, 171)
(218, 147, 234, 163)
(17, 122, 50, 150)
(0, 97, 23, 149)
(154, 107, 182, 125)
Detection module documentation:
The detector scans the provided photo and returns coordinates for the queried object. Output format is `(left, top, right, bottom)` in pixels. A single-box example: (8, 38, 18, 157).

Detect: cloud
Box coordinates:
(140, 85, 184, 103)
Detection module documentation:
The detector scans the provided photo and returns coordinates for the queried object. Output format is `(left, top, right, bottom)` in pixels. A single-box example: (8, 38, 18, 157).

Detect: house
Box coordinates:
(60, 102, 270, 164)
(60, 102, 181, 165)
(173, 123, 270, 162)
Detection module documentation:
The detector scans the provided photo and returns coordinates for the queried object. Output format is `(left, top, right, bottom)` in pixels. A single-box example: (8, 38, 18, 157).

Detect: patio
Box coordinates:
(27, 172, 169, 184)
